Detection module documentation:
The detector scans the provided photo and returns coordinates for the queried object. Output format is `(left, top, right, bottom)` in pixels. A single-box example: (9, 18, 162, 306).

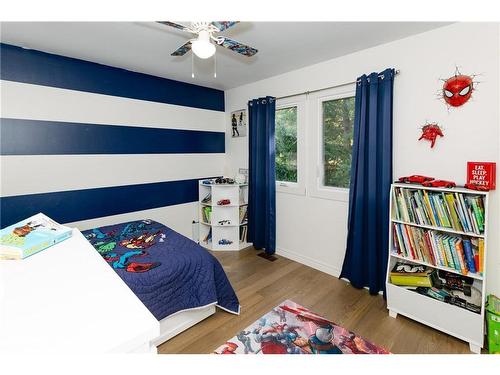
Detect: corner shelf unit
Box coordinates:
(198, 181, 250, 251)
(386, 183, 489, 354)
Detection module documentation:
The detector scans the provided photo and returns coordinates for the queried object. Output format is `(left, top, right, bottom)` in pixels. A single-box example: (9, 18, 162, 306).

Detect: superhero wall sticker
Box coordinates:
(84, 220, 163, 273)
(440, 68, 476, 108)
(418, 67, 478, 149)
(418, 122, 444, 148)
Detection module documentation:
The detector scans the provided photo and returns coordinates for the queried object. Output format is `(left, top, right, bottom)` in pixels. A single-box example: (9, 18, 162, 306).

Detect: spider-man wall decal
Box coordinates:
(418, 123, 444, 148)
(439, 67, 477, 108)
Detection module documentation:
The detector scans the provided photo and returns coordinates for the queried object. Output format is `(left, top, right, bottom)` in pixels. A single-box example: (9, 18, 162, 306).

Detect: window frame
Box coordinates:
(275, 95, 306, 196)
(307, 85, 356, 202)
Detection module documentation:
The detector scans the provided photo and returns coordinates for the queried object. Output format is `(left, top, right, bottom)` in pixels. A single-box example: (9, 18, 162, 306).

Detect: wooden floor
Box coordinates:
(158, 247, 472, 354)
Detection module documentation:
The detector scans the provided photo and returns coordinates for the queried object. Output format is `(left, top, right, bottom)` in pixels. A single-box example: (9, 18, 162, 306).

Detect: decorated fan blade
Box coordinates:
(220, 37, 258, 57)
(211, 21, 239, 32)
(157, 21, 189, 31)
(171, 41, 192, 56)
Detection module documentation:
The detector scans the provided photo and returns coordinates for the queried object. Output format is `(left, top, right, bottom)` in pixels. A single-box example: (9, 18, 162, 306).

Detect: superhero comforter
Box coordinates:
(82, 219, 240, 320)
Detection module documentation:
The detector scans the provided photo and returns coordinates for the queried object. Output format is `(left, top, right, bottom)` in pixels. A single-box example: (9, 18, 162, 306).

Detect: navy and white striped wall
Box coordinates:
(0, 43, 225, 236)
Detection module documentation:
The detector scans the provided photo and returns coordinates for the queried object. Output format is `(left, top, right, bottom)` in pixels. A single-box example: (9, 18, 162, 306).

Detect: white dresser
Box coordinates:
(0, 228, 159, 354)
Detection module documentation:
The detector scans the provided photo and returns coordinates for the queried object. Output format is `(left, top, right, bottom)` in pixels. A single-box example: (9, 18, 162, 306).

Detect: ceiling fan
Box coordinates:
(156, 21, 258, 60)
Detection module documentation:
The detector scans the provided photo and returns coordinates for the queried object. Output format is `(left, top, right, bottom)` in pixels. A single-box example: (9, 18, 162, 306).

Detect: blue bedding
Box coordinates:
(82, 219, 240, 320)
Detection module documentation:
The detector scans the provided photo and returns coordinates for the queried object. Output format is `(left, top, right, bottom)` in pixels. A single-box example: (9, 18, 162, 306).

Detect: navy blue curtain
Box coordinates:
(247, 96, 276, 255)
(340, 68, 395, 295)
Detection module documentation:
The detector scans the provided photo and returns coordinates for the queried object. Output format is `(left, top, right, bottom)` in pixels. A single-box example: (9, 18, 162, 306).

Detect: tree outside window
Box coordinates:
(322, 97, 355, 189)
(275, 106, 298, 183)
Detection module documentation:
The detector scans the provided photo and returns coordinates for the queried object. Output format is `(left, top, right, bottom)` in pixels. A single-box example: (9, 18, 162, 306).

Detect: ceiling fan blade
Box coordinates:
(171, 41, 192, 56)
(157, 21, 190, 32)
(219, 37, 258, 57)
(211, 21, 239, 32)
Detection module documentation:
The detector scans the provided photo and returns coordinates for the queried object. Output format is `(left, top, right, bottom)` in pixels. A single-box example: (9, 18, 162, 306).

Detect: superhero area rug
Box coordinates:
(213, 300, 390, 354)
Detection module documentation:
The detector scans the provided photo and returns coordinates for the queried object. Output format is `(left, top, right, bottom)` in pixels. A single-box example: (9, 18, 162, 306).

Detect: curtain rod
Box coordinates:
(276, 69, 400, 101)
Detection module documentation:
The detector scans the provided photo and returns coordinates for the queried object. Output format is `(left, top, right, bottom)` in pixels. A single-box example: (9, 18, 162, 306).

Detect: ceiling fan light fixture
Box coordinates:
(192, 40, 215, 59)
(191, 30, 215, 59)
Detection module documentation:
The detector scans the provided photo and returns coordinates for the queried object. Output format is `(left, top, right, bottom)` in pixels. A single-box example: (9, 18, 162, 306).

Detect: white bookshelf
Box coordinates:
(198, 181, 250, 251)
(386, 183, 489, 354)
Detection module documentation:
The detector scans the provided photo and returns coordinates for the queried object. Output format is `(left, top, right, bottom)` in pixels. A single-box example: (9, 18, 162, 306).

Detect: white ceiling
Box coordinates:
(0, 22, 450, 90)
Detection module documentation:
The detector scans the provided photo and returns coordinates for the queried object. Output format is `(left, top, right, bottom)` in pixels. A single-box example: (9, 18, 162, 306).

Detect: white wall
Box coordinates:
(224, 22, 500, 295)
(0, 80, 225, 237)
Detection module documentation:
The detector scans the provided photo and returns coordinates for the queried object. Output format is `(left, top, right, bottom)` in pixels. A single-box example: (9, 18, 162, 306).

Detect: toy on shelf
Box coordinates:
(421, 179, 456, 188)
(398, 175, 435, 184)
(464, 183, 490, 192)
(217, 199, 231, 206)
(218, 220, 231, 226)
(397, 175, 456, 188)
(218, 239, 233, 245)
(215, 177, 235, 184)
(201, 177, 236, 185)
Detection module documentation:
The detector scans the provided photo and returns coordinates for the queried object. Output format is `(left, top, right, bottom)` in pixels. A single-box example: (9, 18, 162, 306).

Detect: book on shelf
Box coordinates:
(392, 222, 483, 276)
(0, 213, 72, 260)
(203, 227, 212, 244)
(390, 262, 437, 287)
(201, 206, 212, 223)
(201, 193, 212, 204)
(239, 206, 248, 224)
(478, 238, 484, 273)
(239, 225, 248, 243)
(390, 263, 482, 313)
(392, 187, 485, 235)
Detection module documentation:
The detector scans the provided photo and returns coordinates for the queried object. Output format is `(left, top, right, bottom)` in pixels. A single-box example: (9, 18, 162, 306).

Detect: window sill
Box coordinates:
(276, 182, 305, 196)
(308, 186, 349, 203)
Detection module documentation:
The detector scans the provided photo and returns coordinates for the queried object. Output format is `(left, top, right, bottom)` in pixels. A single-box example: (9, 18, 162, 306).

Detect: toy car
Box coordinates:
(215, 177, 235, 184)
(218, 239, 233, 245)
(218, 220, 231, 225)
(217, 199, 231, 205)
(398, 175, 434, 184)
(464, 183, 490, 191)
(421, 179, 456, 188)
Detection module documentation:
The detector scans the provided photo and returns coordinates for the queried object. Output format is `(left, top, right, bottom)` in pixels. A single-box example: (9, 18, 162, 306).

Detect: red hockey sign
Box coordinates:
(467, 162, 496, 190)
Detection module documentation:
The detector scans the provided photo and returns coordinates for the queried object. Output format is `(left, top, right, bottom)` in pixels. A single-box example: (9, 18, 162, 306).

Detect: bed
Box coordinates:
(82, 219, 240, 348)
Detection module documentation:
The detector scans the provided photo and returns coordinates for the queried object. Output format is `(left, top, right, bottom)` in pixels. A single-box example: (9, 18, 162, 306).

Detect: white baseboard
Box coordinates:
(276, 246, 341, 277)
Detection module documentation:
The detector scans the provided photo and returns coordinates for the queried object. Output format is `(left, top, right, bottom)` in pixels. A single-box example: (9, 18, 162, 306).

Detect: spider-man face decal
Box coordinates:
(442, 74, 473, 107)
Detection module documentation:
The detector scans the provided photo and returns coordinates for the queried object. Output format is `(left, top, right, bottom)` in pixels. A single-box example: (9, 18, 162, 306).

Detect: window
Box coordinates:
(275, 106, 298, 183)
(275, 95, 306, 195)
(307, 86, 355, 201)
(322, 96, 355, 189)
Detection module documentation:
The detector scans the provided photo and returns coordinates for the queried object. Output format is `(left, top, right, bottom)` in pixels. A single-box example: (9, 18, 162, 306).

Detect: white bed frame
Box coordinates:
(150, 303, 217, 350)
